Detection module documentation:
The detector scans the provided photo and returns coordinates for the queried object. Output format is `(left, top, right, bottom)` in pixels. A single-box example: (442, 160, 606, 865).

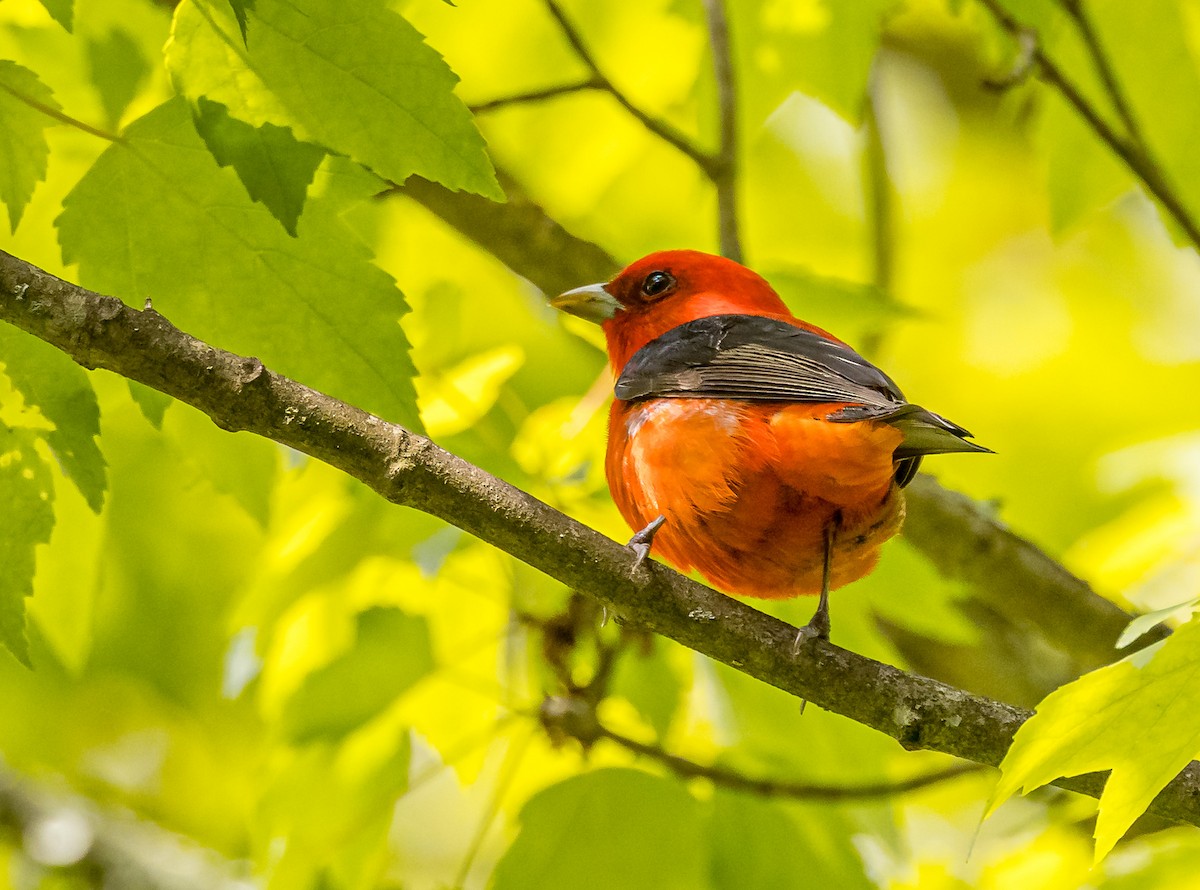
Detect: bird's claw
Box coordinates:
(792, 612, 831, 653)
(626, 515, 666, 575)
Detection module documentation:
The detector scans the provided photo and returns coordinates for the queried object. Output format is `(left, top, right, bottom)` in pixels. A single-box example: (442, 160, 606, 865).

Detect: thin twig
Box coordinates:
(539, 694, 985, 801)
(700, 0, 742, 261)
(598, 724, 985, 800)
(542, 0, 719, 174)
(470, 76, 605, 114)
(975, 0, 1200, 250)
(1058, 0, 1146, 149)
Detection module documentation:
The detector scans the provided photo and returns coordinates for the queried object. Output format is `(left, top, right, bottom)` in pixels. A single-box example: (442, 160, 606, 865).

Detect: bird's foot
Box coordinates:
(792, 608, 831, 653)
(627, 515, 666, 574)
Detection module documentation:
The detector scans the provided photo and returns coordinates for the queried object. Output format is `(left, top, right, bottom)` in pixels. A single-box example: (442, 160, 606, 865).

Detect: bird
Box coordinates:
(552, 249, 988, 644)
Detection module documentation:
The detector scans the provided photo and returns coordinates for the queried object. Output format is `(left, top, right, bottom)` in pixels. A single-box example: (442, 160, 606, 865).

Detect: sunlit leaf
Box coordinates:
(991, 617, 1200, 861)
(493, 769, 705, 890)
(610, 639, 683, 740)
(708, 792, 873, 890)
(166, 0, 502, 199)
(282, 606, 434, 742)
(57, 98, 422, 431)
(0, 60, 59, 232)
(0, 426, 55, 666)
(0, 326, 105, 512)
(730, 0, 899, 125)
(126, 381, 172, 429)
(36, 0, 73, 31)
(227, 0, 252, 42)
(1117, 596, 1199, 649)
(418, 344, 525, 438)
(84, 26, 148, 128)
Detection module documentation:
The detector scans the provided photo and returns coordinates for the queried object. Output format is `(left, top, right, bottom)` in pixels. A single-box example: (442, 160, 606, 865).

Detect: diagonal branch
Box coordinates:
(976, 0, 1200, 250)
(1057, 0, 1146, 151)
(1, 247, 1198, 828)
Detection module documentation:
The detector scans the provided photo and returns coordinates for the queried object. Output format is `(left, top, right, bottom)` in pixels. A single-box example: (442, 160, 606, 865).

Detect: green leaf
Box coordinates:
(0, 426, 55, 666)
(194, 97, 325, 235)
(127, 381, 172, 429)
(166, 0, 502, 199)
(1040, 89, 1132, 235)
(0, 326, 106, 512)
(282, 606, 434, 742)
(730, 0, 898, 125)
(56, 98, 422, 432)
(1117, 596, 1200, 649)
(1031, 0, 1200, 239)
(0, 61, 59, 232)
(991, 616, 1200, 861)
(227, 0, 252, 42)
(708, 793, 872, 890)
(36, 0, 74, 31)
(764, 264, 919, 345)
(494, 769, 706, 890)
(84, 28, 149, 128)
(610, 639, 683, 740)
(1087, 0, 1200, 243)
(1101, 828, 1200, 890)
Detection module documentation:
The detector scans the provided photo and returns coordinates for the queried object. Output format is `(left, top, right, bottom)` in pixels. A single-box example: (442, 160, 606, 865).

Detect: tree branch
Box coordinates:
(700, 0, 742, 262)
(3, 248, 1199, 827)
(976, 0, 1200, 250)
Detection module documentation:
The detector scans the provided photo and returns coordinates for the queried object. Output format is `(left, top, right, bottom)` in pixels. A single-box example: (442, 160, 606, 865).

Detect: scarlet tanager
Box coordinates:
(552, 250, 988, 643)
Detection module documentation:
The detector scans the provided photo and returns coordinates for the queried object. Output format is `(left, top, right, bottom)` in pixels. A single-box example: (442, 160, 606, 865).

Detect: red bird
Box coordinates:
(553, 250, 988, 643)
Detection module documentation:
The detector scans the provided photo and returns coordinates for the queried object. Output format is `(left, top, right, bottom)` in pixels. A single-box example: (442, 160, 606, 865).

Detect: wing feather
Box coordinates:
(613, 314, 989, 479)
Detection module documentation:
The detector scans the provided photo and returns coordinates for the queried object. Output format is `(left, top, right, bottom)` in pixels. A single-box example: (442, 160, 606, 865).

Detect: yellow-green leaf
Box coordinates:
(991, 617, 1200, 861)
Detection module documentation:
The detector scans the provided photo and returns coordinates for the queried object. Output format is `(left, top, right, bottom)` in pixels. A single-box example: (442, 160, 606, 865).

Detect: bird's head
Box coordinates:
(552, 249, 791, 370)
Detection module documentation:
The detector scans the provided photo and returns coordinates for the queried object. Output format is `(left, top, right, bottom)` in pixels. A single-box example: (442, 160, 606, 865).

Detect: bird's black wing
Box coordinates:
(614, 314, 906, 408)
(613, 315, 988, 484)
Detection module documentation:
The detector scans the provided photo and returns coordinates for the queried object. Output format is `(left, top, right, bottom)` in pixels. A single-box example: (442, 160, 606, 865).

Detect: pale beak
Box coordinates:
(551, 282, 621, 324)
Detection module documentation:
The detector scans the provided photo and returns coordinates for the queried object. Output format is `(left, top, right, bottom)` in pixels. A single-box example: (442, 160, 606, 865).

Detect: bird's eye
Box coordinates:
(641, 270, 676, 298)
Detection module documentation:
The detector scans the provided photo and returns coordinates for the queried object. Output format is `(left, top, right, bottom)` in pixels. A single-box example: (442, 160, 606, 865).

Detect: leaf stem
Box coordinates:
(0, 82, 120, 143)
(470, 76, 606, 114)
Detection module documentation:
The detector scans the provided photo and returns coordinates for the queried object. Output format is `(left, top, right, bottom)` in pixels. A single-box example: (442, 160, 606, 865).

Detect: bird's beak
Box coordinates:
(551, 282, 621, 324)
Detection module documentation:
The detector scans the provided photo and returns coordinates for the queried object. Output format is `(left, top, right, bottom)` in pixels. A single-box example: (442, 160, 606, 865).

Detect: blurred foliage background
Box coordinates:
(2, 0, 1200, 886)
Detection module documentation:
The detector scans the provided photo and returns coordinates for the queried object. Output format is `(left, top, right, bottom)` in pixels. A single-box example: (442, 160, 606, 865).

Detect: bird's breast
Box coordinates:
(605, 397, 905, 597)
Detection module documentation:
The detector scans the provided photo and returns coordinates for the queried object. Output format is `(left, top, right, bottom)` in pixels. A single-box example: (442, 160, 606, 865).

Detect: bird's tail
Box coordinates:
(887, 405, 992, 458)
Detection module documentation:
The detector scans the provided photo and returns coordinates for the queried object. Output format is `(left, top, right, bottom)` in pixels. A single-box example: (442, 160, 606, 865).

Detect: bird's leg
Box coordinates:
(627, 515, 666, 574)
(793, 519, 837, 650)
